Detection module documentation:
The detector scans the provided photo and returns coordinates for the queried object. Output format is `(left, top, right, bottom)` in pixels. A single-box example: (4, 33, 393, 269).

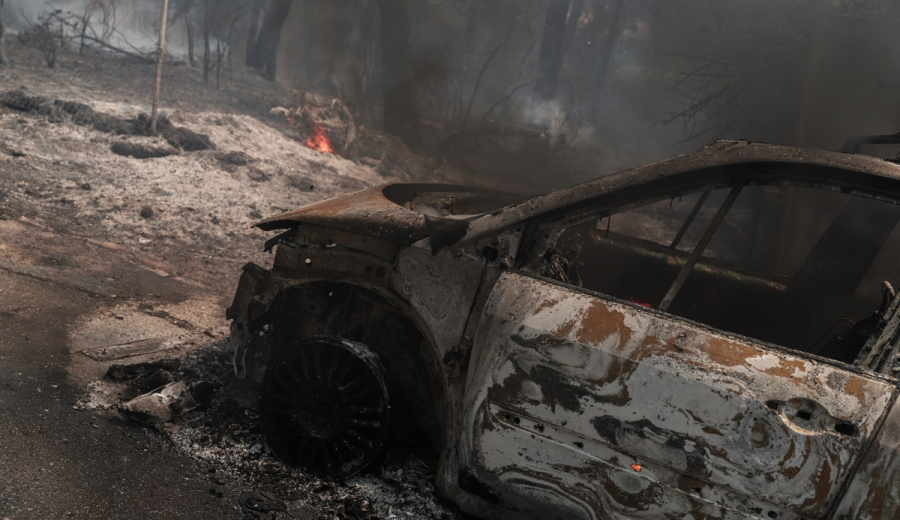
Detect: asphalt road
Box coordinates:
(0, 219, 244, 519)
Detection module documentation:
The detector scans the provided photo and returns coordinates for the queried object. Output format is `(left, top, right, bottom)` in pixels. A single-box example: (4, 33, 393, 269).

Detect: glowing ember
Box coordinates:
(631, 464, 642, 472)
(306, 124, 335, 154)
(627, 297, 653, 308)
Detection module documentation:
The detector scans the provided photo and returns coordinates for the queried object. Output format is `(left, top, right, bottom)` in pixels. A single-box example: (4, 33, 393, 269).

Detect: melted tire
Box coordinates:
(259, 336, 390, 478)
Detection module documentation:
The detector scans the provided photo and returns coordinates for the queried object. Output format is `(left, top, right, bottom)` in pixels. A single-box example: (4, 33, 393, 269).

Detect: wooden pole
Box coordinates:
(150, 0, 170, 134)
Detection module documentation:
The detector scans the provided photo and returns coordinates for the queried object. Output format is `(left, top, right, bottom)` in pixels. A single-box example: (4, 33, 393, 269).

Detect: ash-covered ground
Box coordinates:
(80, 347, 462, 520)
(0, 40, 390, 279)
(0, 40, 467, 519)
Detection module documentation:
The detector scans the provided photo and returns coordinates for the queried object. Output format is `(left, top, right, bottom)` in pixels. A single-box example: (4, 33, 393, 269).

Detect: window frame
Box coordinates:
(518, 168, 900, 370)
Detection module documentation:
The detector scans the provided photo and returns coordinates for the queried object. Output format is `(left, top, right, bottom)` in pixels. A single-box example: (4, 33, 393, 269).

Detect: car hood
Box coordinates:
(254, 183, 525, 245)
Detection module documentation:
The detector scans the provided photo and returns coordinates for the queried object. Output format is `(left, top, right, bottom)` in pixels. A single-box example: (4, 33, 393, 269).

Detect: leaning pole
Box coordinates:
(150, 0, 170, 134)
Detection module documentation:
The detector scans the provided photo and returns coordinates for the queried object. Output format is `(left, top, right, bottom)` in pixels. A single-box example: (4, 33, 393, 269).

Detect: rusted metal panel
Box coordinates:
(832, 401, 900, 519)
(255, 185, 429, 242)
(272, 240, 397, 282)
(254, 183, 523, 245)
(462, 272, 896, 519)
(464, 140, 900, 244)
(392, 244, 487, 359)
(290, 225, 400, 261)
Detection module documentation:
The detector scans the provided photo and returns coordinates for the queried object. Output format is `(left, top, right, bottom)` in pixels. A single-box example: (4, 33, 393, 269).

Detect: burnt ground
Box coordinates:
(0, 40, 466, 519)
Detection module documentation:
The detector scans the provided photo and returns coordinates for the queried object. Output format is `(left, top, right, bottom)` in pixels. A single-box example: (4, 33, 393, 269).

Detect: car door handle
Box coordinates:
(765, 399, 857, 437)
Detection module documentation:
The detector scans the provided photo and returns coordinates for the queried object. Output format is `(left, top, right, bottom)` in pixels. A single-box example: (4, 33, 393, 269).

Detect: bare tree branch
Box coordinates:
(480, 78, 536, 123)
(459, 42, 503, 128)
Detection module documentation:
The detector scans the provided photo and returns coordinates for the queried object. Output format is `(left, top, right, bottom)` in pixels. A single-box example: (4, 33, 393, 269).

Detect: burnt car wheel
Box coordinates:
(258, 336, 391, 478)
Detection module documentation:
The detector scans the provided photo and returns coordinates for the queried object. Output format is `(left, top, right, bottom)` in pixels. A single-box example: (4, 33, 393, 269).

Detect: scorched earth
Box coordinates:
(0, 39, 465, 520)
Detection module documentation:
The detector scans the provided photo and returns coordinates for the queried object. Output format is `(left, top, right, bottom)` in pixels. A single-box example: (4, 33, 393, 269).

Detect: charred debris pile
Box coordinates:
(271, 90, 569, 194)
(0, 89, 213, 158)
(103, 345, 461, 520)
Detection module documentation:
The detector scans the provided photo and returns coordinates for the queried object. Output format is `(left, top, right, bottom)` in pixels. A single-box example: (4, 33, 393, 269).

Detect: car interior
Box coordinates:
(548, 182, 900, 364)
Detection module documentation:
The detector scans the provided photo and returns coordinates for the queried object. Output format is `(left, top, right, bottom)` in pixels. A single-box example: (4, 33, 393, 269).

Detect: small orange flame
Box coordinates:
(631, 464, 642, 472)
(306, 124, 335, 154)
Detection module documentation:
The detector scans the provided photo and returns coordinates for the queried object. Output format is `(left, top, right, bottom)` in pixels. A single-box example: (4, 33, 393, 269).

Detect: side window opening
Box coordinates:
(547, 182, 900, 363)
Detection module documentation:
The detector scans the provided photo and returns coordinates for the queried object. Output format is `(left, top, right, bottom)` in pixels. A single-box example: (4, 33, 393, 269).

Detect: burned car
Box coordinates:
(227, 139, 900, 519)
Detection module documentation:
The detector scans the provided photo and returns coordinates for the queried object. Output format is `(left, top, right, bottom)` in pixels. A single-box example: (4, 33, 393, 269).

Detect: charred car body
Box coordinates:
(227, 140, 900, 519)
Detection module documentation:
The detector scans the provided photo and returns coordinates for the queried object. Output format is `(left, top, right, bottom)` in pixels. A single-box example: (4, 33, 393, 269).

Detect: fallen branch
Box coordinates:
(74, 33, 154, 63)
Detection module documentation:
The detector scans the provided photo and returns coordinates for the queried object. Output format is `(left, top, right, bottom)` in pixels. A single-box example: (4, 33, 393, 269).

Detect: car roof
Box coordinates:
(461, 139, 900, 242)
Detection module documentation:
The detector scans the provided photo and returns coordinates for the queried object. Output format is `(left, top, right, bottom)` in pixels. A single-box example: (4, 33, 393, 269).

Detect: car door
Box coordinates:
(458, 182, 899, 519)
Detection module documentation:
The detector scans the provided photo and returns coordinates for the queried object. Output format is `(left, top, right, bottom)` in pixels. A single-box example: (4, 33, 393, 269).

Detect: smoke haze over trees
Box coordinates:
(4, 0, 900, 177)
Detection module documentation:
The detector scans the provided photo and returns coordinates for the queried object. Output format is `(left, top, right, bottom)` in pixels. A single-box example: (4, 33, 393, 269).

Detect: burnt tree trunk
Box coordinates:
(350, 0, 379, 125)
(377, 0, 419, 146)
(462, 0, 480, 70)
(216, 41, 223, 89)
(79, 17, 89, 54)
(588, 0, 625, 121)
(453, 0, 482, 127)
(0, 0, 6, 66)
(300, 0, 319, 85)
(561, 0, 585, 59)
(202, 3, 211, 83)
(533, 0, 571, 110)
(185, 10, 196, 67)
(246, 0, 293, 80)
(245, 0, 266, 68)
(246, 0, 263, 57)
(325, 1, 352, 93)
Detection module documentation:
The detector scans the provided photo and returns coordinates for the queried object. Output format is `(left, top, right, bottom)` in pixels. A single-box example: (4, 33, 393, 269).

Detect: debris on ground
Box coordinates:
(0, 89, 213, 153)
(106, 359, 182, 383)
(93, 343, 465, 518)
(131, 113, 214, 152)
(239, 490, 287, 514)
(120, 380, 214, 423)
(0, 144, 26, 158)
(215, 150, 253, 167)
(272, 91, 356, 156)
(271, 93, 440, 184)
(110, 141, 180, 159)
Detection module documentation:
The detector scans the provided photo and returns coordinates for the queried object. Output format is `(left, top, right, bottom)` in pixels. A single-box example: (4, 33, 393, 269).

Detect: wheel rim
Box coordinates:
(259, 337, 390, 478)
